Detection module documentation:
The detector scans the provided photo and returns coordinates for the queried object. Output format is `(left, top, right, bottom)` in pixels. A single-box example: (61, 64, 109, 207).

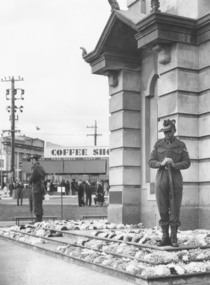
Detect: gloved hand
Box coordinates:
(161, 157, 175, 168)
(161, 157, 172, 166)
(165, 158, 175, 168)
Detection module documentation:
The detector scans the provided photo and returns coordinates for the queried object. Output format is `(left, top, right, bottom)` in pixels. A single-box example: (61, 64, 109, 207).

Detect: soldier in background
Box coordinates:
(29, 154, 46, 223)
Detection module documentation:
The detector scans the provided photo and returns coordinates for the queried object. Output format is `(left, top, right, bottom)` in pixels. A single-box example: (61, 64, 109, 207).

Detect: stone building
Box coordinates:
(84, 0, 210, 229)
(1, 135, 44, 182)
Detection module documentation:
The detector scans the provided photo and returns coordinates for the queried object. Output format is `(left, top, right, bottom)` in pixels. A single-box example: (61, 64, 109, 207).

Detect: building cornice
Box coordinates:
(90, 52, 140, 75)
(85, 11, 210, 75)
(135, 12, 196, 48)
(196, 13, 210, 45)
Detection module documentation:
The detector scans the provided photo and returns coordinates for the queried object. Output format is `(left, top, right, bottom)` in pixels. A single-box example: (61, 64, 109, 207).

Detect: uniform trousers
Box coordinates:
(32, 192, 43, 221)
(155, 168, 183, 227)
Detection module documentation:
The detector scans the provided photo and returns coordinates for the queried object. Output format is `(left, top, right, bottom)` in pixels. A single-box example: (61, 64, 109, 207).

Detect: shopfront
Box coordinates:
(22, 145, 109, 193)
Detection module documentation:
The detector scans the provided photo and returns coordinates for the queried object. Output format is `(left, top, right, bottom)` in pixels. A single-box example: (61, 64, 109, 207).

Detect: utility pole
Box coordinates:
(1, 76, 24, 182)
(0, 133, 3, 188)
(87, 120, 102, 146)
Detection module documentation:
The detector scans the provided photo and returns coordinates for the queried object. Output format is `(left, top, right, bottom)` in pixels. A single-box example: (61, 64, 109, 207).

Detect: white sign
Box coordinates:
(44, 146, 109, 159)
(57, 187, 65, 193)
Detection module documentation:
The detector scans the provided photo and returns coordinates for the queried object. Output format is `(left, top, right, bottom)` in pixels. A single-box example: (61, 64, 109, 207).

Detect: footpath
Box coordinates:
(0, 195, 126, 285)
(0, 195, 108, 225)
(0, 237, 132, 285)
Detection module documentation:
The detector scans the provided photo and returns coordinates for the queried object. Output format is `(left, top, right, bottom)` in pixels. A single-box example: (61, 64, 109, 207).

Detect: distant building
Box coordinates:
(0, 135, 44, 183)
(22, 142, 109, 188)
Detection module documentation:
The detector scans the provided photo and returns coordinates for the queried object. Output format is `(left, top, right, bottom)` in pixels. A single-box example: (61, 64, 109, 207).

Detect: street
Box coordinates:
(0, 195, 107, 223)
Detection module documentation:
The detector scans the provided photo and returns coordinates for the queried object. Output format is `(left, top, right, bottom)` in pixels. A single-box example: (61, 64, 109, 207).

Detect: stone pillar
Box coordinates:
(197, 39, 210, 228)
(107, 69, 141, 225)
(156, 43, 200, 229)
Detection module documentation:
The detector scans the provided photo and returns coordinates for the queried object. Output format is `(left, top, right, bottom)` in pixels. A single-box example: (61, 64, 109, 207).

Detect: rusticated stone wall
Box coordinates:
(108, 69, 141, 225)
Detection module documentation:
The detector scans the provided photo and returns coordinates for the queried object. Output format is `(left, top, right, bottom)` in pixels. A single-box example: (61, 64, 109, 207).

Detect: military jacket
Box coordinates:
(29, 162, 46, 193)
(148, 137, 191, 170)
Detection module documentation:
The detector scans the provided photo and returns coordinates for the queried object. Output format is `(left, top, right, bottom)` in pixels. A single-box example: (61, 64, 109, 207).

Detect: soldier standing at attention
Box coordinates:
(29, 154, 46, 223)
(148, 119, 190, 247)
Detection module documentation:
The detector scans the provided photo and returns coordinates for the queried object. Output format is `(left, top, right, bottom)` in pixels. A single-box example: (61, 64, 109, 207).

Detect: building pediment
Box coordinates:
(85, 9, 210, 75)
(84, 11, 143, 74)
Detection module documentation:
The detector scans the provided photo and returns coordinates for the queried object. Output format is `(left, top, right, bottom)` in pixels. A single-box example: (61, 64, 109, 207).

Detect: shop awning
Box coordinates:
(64, 160, 107, 174)
(22, 159, 108, 174)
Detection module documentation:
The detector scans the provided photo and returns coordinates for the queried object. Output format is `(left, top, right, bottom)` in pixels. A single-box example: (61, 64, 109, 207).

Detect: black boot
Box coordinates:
(170, 226, 179, 247)
(157, 225, 170, 246)
(35, 215, 42, 222)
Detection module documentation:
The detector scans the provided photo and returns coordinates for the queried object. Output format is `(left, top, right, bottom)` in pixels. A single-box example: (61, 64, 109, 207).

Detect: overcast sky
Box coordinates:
(0, 0, 127, 147)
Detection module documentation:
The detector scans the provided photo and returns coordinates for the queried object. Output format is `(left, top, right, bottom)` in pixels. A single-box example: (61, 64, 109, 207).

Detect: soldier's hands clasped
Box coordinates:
(161, 157, 175, 168)
(161, 157, 171, 166)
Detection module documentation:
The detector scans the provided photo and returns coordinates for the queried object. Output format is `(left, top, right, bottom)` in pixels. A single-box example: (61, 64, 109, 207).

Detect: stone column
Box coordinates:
(107, 69, 141, 225)
(156, 43, 200, 229)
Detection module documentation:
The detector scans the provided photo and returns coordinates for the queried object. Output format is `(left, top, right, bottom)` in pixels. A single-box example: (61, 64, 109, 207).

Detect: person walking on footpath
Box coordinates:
(148, 119, 190, 247)
(29, 154, 46, 223)
(16, 179, 24, 206)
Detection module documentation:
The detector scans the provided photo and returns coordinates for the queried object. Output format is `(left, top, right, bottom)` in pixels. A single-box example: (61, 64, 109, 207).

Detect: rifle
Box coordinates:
(168, 164, 176, 224)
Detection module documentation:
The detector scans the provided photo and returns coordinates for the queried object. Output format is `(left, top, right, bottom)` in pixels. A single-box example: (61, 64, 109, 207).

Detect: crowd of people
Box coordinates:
(1, 158, 109, 220)
(1, 180, 25, 206)
(77, 180, 106, 207)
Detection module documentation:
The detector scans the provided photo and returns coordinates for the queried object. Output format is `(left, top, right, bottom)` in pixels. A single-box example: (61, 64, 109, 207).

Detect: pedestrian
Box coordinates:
(50, 181, 54, 193)
(148, 119, 191, 247)
(60, 180, 66, 195)
(84, 180, 92, 206)
(104, 181, 110, 195)
(3, 182, 9, 196)
(77, 181, 85, 207)
(29, 154, 46, 223)
(65, 181, 70, 195)
(46, 180, 50, 194)
(1, 181, 6, 190)
(16, 179, 24, 206)
(71, 179, 77, 195)
(94, 181, 104, 206)
(8, 181, 14, 197)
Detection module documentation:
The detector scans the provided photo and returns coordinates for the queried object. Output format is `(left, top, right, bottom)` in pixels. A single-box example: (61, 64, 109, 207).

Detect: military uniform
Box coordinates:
(29, 160, 46, 222)
(149, 137, 190, 228)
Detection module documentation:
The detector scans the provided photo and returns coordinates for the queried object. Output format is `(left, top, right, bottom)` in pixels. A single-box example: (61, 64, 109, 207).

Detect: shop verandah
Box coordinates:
(21, 158, 109, 196)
